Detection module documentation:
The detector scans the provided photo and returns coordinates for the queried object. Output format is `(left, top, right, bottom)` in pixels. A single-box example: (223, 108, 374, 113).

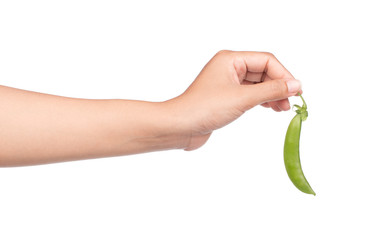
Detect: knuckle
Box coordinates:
(262, 52, 278, 62)
(262, 51, 275, 58)
(216, 49, 232, 57)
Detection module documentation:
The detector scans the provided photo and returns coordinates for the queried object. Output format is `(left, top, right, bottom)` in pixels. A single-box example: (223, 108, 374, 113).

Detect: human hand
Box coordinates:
(0, 50, 301, 166)
(167, 50, 302, 150)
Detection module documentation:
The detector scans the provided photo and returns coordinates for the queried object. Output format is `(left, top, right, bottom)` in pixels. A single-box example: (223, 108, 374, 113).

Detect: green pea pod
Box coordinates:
(284, 93, 315, 195)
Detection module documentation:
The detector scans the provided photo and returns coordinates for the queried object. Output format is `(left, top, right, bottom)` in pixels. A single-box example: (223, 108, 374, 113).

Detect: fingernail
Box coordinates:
(286, 79, 301, 93)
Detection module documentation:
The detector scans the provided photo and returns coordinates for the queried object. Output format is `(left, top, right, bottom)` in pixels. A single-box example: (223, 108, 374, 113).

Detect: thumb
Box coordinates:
(245, 79, 302, 106)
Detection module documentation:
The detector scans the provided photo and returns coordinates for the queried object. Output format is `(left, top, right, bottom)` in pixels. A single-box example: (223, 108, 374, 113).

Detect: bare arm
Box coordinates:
(0, 85, 189, 166)
(0, 51, 301, 167)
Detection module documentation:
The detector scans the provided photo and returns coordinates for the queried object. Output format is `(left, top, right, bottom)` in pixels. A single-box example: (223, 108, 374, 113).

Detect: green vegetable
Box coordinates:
(283, 93, 315, 195)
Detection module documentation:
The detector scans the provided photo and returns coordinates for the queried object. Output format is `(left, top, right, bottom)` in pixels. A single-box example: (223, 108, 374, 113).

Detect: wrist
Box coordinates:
(156, 100, 192, 150)
(116, 99, 191, 153)
(160, 97, 211, 151)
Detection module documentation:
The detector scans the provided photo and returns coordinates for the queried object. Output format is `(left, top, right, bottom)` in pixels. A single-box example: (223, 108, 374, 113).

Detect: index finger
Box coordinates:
(240, 51, 294, 80)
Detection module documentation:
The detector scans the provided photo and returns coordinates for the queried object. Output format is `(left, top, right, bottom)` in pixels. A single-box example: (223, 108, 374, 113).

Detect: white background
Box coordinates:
(1, 0, 382, 239)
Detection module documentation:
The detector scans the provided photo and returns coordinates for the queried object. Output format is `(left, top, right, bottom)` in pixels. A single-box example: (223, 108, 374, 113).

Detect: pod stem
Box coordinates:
(298, 92, 307, 109)
(295, 93, 308, 121)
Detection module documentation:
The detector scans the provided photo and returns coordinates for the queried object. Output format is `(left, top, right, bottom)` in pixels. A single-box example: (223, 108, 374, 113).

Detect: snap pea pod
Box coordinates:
(284, 93, 315, 195)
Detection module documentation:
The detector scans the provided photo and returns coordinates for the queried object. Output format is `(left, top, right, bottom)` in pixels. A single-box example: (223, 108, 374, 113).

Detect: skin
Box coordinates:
(0, 50, 302, 167)
(283, 94, 315, 195)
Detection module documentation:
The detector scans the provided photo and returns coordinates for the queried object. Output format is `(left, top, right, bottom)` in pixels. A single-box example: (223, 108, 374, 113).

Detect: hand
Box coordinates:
(168, 50, 302, 150)
(0, 50, 301, 166)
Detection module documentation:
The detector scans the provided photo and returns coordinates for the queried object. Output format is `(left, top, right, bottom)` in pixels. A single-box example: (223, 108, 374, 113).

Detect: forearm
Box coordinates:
(0, 85, 189, 167)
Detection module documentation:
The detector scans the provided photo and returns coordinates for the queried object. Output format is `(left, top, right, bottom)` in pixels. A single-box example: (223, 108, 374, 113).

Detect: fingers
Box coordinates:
(257, 73, 291, 111)
(217, 50, 300, 112)
(261, 102, 270, 108)
(241, 51, 294, 80)
(234, 51, 298, 112)
(266, 99, 290, 112)
(244, 72, 265, 83)
(274, 99, 291, 111)
(269, 101, 282, 112)
(241, 78, 302, 109)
